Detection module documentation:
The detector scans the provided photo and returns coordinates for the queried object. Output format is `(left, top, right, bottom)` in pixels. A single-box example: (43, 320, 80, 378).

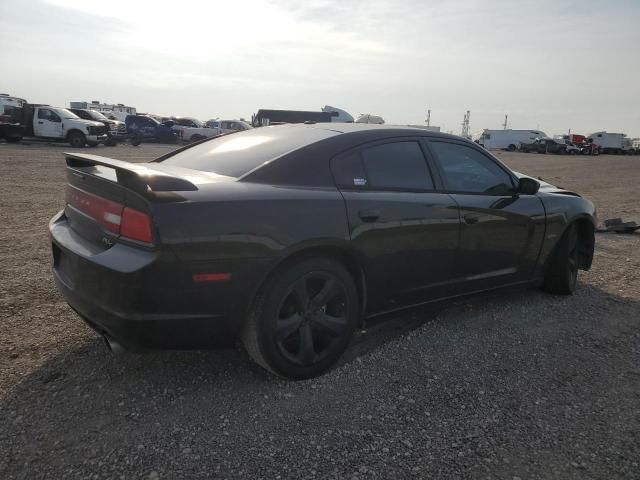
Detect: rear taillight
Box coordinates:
(66, 185, 153, 244)
(66, 186, 123, 234)
(120, 207, 153, 243)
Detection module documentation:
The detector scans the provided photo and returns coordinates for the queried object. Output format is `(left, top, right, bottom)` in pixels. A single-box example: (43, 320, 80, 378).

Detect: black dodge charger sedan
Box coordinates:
(50, 124, 596, 379)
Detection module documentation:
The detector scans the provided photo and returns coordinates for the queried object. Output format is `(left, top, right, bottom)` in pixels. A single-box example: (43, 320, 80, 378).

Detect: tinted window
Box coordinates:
(38, 109, 52, 119)
(332, 152, 367, 187)
(361, 141, 433, 190)
(71, 109, 90, 120)
(159, 125, 340, 178)
(430, 141, 514, 195)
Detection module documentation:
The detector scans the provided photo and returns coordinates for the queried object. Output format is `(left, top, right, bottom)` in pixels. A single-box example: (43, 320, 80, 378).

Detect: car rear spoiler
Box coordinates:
(65, 153, 198, 193)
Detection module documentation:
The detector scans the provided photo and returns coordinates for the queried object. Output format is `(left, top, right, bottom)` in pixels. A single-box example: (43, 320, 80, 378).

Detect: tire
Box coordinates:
(243, 257, 359, 379)
(104, 138, 117, 147)
(87, 142, 99, 148)
(68, 131, 86, 148)
(130, 133, 143, 146)
(543, 224, 579, 295)
(507, 144, 517, 152)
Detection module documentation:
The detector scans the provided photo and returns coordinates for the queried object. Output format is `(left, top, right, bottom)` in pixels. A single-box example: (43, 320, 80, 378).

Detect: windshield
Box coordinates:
(58, 108, 80, 119)
(175, 118, 203, 127)
(88, 110, 108, 121)
(158, 125, 340, 177)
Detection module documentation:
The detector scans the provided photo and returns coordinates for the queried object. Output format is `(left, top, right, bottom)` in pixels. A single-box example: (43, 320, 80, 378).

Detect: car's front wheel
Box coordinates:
(68, 131, 86, 148)
(543, 224, 579, 295)
(243, 257, 359, 379)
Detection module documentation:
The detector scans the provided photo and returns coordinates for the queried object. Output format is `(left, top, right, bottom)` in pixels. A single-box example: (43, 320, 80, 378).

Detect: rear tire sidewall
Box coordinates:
(249, 258, 359, 379)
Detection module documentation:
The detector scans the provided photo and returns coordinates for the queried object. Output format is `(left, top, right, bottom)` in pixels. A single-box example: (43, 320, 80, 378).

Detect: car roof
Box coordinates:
(261, 122, 464, 142)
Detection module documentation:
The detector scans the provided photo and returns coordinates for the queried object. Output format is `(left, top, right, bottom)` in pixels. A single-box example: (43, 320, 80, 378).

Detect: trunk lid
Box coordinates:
(63, 153, 231, 249)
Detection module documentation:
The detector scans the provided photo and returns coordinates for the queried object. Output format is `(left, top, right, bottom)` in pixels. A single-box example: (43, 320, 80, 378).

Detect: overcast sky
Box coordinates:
(1, 0, 639, 137)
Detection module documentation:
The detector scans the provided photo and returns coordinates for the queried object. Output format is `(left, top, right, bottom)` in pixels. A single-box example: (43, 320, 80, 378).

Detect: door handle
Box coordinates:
(38, 121, 44, 124)
(358, 209, 381, 222)
(463, 213, 480, 225)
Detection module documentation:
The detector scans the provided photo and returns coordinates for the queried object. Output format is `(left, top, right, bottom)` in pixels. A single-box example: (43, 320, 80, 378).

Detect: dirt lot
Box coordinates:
(1, 142, 639, 479)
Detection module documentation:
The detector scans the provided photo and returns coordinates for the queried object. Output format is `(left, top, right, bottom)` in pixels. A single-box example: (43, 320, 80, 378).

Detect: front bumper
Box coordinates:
(107, 129, 128, 140)
(87, 134, 108, 143)
(49, 211, 240, 350)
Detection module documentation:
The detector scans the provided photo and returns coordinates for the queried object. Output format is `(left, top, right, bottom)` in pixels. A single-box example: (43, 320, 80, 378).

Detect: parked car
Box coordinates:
(50, 124, 595, 379)
(205, 119, 252, 134)
(69, 108, 127, 145)
(556, 134, 601, 155)
(124, 114, 178, 144)
(520, 138, 571, 154)
(168, 117, 219, 142)
(553, 135, 582, 155)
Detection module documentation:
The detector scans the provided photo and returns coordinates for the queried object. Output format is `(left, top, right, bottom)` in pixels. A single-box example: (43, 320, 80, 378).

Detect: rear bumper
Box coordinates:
(49, 211, 244, 350)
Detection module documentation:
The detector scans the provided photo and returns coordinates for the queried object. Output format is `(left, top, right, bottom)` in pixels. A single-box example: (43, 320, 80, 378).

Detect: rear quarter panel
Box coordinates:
(151, 181, 350, 317)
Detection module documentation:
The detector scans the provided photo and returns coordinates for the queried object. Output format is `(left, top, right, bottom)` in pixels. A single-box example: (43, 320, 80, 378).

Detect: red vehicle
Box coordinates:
(559, 134, 600, 155)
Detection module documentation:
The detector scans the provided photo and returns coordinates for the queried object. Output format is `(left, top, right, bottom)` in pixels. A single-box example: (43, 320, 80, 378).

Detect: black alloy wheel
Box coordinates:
(243, 258, 359, 379)
(275, 272, 349, 366)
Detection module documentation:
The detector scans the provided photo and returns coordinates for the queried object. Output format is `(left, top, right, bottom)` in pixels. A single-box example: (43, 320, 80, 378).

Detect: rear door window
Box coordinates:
(361, 141, 434, 190)
(332, 152, 368, 188)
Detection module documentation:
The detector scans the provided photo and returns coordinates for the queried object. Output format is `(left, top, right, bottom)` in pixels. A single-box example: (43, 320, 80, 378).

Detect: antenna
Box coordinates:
(502, 114, 508, 130)
(425, 109, 431, 127)
(461, 110, 471, 138)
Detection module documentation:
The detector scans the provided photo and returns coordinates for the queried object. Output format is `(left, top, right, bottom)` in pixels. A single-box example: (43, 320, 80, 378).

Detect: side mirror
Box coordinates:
(517, 177, 540, 195)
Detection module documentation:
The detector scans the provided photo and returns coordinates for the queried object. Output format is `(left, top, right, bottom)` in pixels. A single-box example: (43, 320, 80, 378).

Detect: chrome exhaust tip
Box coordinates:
(103, 335, 125, 354)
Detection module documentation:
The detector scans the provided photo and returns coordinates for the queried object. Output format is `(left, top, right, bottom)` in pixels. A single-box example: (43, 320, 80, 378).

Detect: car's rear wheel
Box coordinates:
(543, 224, 579, 295)
(507, 144, 517, 152)
(243, 257, 359, 379)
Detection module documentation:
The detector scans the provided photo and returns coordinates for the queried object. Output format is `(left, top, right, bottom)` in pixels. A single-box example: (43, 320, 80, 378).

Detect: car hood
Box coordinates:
(513, 171, 581, 197)
(73, 119, 104, 128)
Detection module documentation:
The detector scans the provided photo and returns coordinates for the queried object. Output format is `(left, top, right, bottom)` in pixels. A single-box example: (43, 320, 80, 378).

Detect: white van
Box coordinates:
(478, 129, 547, 151)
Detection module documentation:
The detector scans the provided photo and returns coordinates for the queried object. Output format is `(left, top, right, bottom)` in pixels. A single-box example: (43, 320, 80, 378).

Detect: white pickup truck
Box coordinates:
(1, 98, 109, 147)
(28, 105, 109, 147)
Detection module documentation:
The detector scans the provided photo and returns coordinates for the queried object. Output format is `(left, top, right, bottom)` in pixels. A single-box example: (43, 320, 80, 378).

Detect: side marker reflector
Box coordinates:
(193, 273, 232, 283)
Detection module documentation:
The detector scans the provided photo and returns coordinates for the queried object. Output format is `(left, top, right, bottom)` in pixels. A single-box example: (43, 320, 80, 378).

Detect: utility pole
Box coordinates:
(502, 114, 508, 130)
(425, 109, 431, 127)
(461, 110, 471, 138)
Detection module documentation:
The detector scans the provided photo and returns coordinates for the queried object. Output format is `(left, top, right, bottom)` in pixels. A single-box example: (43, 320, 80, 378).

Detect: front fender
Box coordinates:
(536, 193, 596, 275)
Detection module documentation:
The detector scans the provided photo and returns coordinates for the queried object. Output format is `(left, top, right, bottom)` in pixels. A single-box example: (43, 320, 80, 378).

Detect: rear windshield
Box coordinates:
(158, 125, 340, 178)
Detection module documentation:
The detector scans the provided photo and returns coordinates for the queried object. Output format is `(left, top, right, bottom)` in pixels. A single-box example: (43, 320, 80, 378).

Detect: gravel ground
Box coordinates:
(1, 142, 639, 479)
